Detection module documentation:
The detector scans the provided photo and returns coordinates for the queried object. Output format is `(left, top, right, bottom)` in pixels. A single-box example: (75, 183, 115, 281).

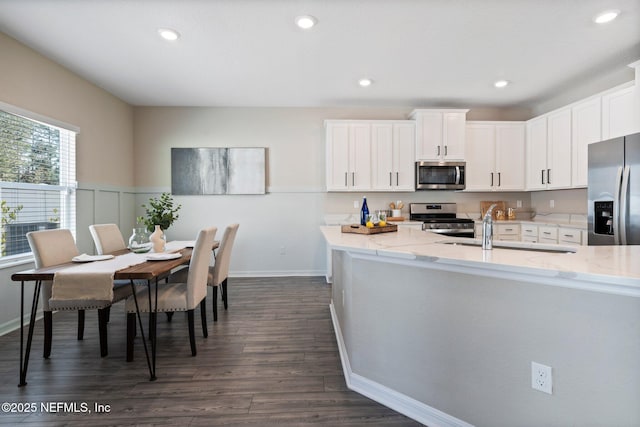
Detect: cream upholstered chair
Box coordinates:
(125, 226, 216, 360)
(168, 223, 239, 322)
(89, 223, 127, 255)
(88, 224, 135, 322)
(27, 229, 130, 358)
(210, 223, 239, 321)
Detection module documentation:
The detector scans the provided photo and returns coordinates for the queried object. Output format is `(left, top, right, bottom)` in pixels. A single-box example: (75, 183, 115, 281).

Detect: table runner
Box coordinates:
(51, 252, 148, 303)
(51, 242, 193, 303)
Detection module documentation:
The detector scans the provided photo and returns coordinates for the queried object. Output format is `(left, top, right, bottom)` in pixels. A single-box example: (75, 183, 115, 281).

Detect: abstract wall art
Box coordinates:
(171, 147, 266, 195)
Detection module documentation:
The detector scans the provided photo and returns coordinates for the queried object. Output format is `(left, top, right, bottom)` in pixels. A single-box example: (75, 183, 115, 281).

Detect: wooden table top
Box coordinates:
(11, 248, 193, 282)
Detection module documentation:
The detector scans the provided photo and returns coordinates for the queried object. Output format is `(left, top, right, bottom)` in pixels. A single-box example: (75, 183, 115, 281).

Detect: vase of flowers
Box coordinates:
(138, 192, 181, 252)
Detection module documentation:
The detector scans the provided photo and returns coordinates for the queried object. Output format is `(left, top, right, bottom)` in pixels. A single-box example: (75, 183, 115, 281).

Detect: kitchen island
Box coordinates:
(321, 226, 640, 427)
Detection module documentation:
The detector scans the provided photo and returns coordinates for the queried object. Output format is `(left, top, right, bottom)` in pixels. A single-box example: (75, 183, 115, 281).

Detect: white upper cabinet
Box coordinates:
(602, 84, 638, 139)
(526, 116, 548, 190)
(571, 97, 601, 187)
(466, 122, 525, 191)
(526, 110, 572, 190)
(326, 120, 414, 192)
(410, 109, 468, 161)
(546, 108, 572, 189)
(371, 121, 416, 191)
(495, 123, 526, 190)
(325, 121, 372, 191)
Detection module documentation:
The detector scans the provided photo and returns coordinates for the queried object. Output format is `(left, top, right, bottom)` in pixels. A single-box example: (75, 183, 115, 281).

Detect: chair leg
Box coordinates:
(165, 312, 174, 322)
(200, 299, 208, 338)
(187, 309, 196, 356)
(98, 308, 109, 357)
(222, 278, 228, 310)
(77, 310, 85, 340)
(105, 305, 111, 323)
(126, 313, 136, 362)
(212, 286, 218, 322)
(43, 311, 52, 359)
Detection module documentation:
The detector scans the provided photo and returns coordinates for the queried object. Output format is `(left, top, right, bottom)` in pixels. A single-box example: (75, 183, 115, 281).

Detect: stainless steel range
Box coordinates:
(410, 203, 475, 238)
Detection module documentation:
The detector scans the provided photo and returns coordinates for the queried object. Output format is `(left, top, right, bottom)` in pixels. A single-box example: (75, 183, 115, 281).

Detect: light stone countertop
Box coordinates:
(321, 225, 640, 297)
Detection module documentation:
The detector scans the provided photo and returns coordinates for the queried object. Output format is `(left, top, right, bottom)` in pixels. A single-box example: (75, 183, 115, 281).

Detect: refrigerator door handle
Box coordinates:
(613, 166, 624, 245)
(620, 165, 630, 245)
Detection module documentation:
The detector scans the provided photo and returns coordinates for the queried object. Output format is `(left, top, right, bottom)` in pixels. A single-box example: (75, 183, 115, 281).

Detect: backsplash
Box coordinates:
(324, 188, 588, 219)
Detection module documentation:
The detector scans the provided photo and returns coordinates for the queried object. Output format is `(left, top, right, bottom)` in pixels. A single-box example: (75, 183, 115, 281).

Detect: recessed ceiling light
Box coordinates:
(295, 15, 317, 29)
(158, 28, 180, 41)
(494, 79, 509, 88)
(358, 78, 373, 87)
(593, 9, 620, 24)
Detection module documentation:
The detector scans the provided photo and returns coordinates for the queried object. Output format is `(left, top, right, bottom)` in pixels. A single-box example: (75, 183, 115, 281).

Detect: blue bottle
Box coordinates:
(360, 196, 369, 226)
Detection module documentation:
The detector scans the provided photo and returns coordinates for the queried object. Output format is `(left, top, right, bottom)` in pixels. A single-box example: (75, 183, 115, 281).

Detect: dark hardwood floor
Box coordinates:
(0, 277, 422, 426)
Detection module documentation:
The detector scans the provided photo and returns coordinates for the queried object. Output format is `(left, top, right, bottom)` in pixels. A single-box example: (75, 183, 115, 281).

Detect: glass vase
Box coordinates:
(128, 227, 152, 253)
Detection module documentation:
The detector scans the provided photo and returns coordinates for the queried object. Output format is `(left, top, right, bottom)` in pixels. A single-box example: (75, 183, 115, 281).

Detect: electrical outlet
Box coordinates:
(531, 361, 553, 394)
(279, 246, 286, 255)
(353, 200, 359, 209)
(550, 199, 555, 208)
(517, 200, 522, 208)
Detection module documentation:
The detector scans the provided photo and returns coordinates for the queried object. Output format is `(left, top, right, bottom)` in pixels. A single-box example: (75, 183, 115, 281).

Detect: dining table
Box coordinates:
(11, 240, 219, 387)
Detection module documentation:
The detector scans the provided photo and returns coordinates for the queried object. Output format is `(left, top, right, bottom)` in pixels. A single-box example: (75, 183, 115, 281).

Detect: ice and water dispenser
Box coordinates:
(593, 201, 614, 235)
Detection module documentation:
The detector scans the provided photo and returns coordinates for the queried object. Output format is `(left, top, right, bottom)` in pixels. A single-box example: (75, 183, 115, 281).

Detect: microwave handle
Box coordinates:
(455, 166, 461, 185)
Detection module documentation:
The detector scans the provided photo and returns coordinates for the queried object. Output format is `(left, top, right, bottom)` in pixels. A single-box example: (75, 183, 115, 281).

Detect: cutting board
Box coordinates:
(480, 201, 505, 220)
(341, 224, 398, 234)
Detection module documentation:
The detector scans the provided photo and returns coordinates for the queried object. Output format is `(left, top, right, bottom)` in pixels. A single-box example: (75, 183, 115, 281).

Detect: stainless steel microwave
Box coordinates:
(415, 161, 465, 190)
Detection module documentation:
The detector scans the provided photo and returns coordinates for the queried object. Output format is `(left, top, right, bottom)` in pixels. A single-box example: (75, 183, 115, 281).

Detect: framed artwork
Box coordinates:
(171, 147, 266, 195)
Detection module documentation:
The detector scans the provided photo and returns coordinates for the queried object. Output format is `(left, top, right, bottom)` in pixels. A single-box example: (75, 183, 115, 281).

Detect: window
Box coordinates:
(0, 104, 77, 262)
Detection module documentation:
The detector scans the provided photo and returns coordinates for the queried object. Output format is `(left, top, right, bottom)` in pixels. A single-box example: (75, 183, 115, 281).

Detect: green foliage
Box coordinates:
(137, 193, 181, 233)
(1, 201, 23, 256)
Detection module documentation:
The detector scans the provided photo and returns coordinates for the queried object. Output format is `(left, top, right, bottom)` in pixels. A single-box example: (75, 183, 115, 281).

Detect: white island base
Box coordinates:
(326, 228, 640, 427)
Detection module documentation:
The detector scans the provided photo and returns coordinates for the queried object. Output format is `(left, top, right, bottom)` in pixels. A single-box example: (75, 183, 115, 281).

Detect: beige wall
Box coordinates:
(0, 32, 135, 332)
(0, 32, 134, 187)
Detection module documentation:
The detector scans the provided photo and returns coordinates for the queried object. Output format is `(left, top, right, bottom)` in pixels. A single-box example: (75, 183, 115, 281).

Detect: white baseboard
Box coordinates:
(329, 302, 474, 427)
(229, 270, 325, 278)
(0, 312, 44, 337)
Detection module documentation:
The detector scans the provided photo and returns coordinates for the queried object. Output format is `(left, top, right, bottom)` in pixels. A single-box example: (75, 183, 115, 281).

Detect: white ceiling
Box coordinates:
(0, 0, 639, 109)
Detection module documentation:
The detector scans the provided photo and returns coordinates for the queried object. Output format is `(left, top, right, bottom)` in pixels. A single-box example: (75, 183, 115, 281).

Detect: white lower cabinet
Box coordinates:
(495, 223, 520, 241)
(558, 227, 582, 246)
(521, 224, 538, 243)
(538, 225, 559, 244)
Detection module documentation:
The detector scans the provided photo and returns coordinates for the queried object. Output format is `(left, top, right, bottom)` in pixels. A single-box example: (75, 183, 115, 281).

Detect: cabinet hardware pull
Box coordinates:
(491, 172, 494, 186)
(352, 172, 355, 186)
(444, 145, 448, 156)
(541, 169, 545, 185)
(437, 146, 441, 156)
(389, 172, 392, 186)
(505, 228, 513, 232)
(547, 168, 551, 184)
(543, 231, 551, 235)
(344, 172, 347, 187)
(564, 234, 573, 238)
(498, 172, 501, 187)
(396, 172, 399, 186)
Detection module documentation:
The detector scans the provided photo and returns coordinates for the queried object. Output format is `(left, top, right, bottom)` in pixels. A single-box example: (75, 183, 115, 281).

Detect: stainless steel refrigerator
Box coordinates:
(588, 132, 640, 245)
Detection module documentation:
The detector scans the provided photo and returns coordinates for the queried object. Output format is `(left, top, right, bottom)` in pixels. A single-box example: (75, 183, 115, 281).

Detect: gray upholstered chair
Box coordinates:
(27, 228, 130, 358)
(168, 223, 239, 322)
(125, 226, 217, 360)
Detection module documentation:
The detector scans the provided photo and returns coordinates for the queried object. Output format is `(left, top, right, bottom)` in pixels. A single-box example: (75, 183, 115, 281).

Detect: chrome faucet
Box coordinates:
(482, 204, 497, 250)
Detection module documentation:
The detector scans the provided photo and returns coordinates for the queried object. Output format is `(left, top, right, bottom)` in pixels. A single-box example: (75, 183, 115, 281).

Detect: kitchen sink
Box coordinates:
(437, 238, 577, 253)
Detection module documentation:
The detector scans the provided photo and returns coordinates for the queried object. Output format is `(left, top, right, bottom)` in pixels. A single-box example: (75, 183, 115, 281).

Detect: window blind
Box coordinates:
(0, 109, 76, 260)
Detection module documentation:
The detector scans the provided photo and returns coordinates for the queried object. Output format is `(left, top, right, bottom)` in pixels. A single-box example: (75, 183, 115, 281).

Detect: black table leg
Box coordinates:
(19, 280, 41, 387)
(130, 279, 156, 381)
